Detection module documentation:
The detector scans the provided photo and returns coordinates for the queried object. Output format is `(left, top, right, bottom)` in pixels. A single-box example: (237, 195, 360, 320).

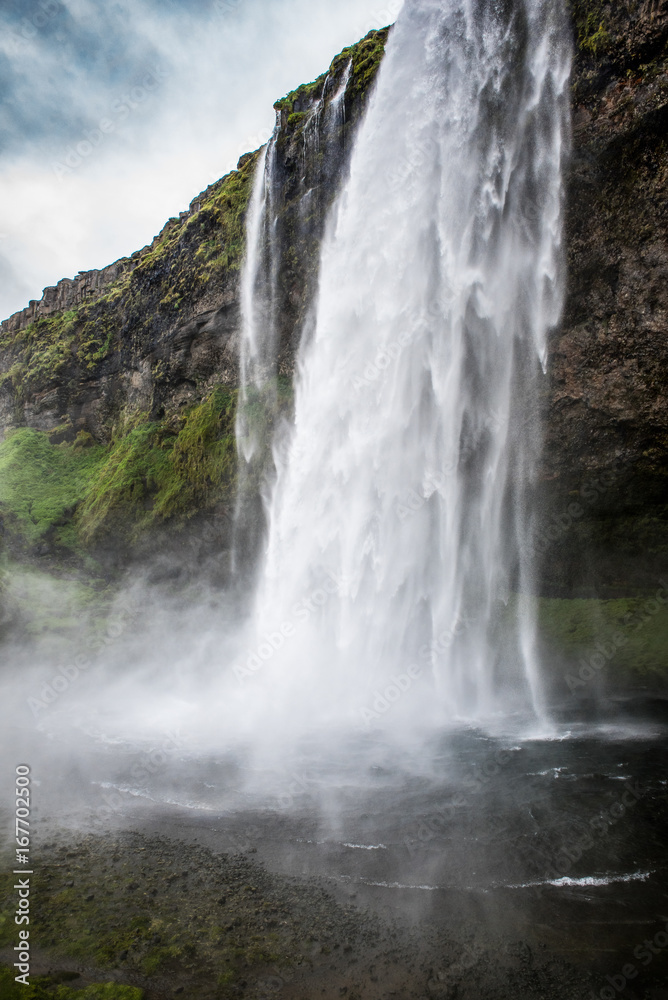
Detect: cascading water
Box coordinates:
(236, 140, 274, 465)
(233, 0, 571, 739)
(234, 59, 361, 584)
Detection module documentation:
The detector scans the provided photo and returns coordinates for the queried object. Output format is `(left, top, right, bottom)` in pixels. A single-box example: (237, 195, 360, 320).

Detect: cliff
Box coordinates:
(0, 6, 667, 600)
(0, 28, 389, 572)
(542, 0, 668, 595)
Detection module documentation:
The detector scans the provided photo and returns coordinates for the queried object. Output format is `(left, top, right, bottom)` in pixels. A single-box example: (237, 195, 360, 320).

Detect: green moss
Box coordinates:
(569, 1, 611, 57)
(536, 594, 668, 680)
(78, 388, 238, 542)
(0, 967, 143, 1000)
(0, 311, 78, 396)
(76, 988, 143, 999)
(132, 155, 259, 299)
(580, 18, 611, 56)
(287, 111, 308, 130)
(0, 388, 238, 554)
(154, 388, 238, 520)
(76, 421, 170, 542)
(348, 29, 390, 100)
(275, 28, 389, 116)
(76, 313, 116, 369)
(0, 302, 121, 395)
(0, 428, 105, 547)
(274, 74, 327, 112)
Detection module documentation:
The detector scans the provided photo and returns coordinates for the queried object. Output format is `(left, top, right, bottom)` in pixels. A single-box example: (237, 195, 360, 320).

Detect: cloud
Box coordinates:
(0, 0, 401, 320)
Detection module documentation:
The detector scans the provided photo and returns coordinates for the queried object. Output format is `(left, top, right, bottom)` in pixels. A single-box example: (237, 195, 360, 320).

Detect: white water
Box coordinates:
(233, 0, 571, 743)
(236, 138, 276, 466)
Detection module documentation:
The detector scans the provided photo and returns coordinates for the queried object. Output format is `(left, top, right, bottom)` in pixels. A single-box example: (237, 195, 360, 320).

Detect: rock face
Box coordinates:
(541, 0, 668, 594)
(0, 9, 666, 594)
(0, 30, 389, 570)
(0, 30, 387, 447)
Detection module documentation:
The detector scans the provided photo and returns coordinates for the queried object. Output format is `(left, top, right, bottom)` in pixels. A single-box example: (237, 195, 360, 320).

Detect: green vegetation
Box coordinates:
(0, 428, 105, 548)
(287, 111, 308, 129)
(0, 968, 143, 1000)
(347, 28, 390, 101)
(0, 312, 76, 397)
(0, 156, 259, 403)
(536, 592, 668, 683)
(0, 388, 238, 556)
(0, 834, 365, 999)
(274, 27, 390, 115)
(569, 1, 612, 57)
(79, 389, 238, 543)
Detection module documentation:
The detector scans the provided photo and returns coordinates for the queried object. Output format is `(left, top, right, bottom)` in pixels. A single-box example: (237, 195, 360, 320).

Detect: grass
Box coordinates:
(79, 388, 238, 543)
(274, 28, 390, 114)
(0, 429, 105, 548)
(0, 389, 239, 555)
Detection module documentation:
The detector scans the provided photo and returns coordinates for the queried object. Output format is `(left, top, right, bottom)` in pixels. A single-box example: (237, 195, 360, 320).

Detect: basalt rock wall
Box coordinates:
(541, 0, 668, 594)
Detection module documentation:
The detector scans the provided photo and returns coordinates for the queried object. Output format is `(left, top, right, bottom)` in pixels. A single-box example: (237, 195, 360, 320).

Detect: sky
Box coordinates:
(0, 0, 401, 320)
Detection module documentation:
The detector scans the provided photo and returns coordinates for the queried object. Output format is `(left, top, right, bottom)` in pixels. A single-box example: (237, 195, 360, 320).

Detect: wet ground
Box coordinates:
(2, 698, 667, 997)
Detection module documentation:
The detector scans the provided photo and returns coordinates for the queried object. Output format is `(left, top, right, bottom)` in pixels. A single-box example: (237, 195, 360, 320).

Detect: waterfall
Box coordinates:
(233, 0, 571, 736)
(233, 56, 361, 584)
(326, 58, 352, 132)
(236, 135, 279, 465)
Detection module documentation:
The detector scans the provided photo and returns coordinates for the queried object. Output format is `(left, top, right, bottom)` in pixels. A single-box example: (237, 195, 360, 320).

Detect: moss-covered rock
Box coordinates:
(0, 154, 260, 457)
(568, 0, 668, 99)
(274, 27, 389, 118)
(0, 387, 238, 566)
(536, 591, 668, 690)
(0, 968, 142, 1000)
(0, 428, 105, 554)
